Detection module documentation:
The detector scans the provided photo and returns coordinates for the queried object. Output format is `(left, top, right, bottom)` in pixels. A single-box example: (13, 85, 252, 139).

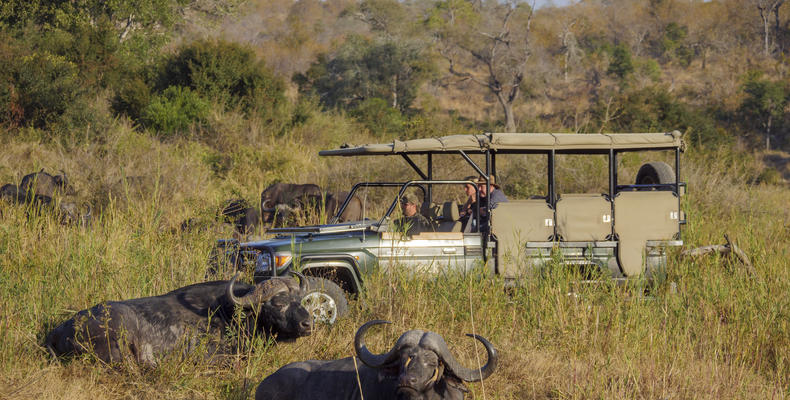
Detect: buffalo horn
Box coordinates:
(261, 199, 275, 212)
(227, 273, 290, 308)
(288, 270, 309, 292)
(355, 320, 422, 368)
(421, 332, 498, 382)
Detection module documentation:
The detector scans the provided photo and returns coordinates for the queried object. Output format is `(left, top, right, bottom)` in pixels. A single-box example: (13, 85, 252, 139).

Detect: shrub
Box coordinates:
(350, 97, 406, 136)
(0, 50, 82, 129)
(294, 36, 434, 113)
(140, 86, 210, 137)
(592, 85, 728, 147)
(111, 77, 152, 121)
(607, 43, 634, 79)
(157, 39, 285, 115)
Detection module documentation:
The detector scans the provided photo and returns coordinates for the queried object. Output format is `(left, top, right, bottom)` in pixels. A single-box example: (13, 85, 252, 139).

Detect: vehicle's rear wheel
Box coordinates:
(635, 161, 675, 185)
(301, 277, 349, 325)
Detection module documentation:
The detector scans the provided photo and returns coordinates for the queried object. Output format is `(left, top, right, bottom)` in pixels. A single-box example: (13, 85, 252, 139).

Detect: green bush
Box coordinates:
(140, 86, 210, 137)
(592, 85, 728, 147)
(0, 48, 82, 129)
(112, 77, 152, 121)
(157, 39, 285, 115)
(294, 36, 434, 113)
(607, 43, 634, 79)
(350, 97, 406, 136)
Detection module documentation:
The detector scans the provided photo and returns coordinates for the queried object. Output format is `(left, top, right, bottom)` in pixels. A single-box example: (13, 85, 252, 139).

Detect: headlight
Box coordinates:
(255, 252, 272, 273)
(273, 252, 292, 269)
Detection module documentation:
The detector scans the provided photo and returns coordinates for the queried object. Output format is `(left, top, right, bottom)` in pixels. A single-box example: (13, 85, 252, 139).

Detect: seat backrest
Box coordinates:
(491, 200, 554, 279)
(420, 202, 440, 229)
(555, 193, 612, 241)
(437, 201, 461, 232)
(614, 191, 679, 276)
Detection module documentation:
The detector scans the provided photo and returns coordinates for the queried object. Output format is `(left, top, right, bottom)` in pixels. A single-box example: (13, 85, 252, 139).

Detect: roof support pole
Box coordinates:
(548, 150, 556, 240)
(609, 149, 616, 239)
(400, 154, 428, 180)
(458, 150, 486, 177)
(427, 154, 433, 204)
(548, 150, 556, 205)
(676, 148, 682, 238)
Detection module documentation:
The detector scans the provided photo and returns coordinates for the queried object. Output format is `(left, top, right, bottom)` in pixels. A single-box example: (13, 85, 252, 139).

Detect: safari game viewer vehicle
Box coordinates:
(215, 132, 686, 322)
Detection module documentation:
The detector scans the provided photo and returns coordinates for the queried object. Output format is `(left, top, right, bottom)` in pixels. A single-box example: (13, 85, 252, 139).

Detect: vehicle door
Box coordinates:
(377, 231, 483, 273)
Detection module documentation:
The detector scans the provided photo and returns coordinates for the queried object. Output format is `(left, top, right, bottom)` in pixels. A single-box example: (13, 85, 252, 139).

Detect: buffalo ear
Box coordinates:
(442, 375, 469, 393)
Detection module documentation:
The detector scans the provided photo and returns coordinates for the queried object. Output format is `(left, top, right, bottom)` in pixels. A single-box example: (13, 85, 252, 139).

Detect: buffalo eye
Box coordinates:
(269, 294, 289, 308)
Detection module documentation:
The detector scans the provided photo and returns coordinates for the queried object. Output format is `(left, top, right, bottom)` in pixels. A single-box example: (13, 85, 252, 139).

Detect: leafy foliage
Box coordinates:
(140, 86, 210, 136)
(738, 72, 789, 148)
(593, 85, 726, 147)
(158, 39, 285, 115)
(0, 38, 82, 129)
(608, 44, 635, 79)
(294, 35, 433, 113)
(349, 97, 407, 136)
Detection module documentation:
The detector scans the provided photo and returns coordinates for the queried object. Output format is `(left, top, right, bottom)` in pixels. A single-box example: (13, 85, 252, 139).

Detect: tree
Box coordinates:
(739, 73, 788, 150)
(607, 44, 634, 80)
(293, 35, 433, 112)
(749, 0, 785, 57)
(158, 39, 285, 114)
(558, 19, 583, 83)
(429, 0, 536, 132)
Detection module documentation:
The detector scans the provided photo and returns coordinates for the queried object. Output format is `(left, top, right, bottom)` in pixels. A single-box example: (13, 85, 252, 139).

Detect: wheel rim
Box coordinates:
(302, 292, 337, 324)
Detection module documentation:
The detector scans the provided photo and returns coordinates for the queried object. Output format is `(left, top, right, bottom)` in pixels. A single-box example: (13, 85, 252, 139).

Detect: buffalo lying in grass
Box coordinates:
(255, 320, 498, 400)
(45, 273, 312, 365)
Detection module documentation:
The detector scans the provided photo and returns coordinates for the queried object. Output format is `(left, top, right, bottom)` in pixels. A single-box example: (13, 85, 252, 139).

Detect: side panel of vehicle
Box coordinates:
(377, 232, 483, 273)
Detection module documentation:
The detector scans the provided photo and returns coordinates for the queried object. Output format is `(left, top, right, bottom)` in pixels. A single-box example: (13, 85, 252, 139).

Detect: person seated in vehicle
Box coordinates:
(459, 175, 509, 232)
(394, 193, 435, 236)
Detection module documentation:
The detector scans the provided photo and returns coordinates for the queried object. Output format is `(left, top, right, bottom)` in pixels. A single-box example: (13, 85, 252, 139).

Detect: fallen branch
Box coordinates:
(681, 234, 756, 275)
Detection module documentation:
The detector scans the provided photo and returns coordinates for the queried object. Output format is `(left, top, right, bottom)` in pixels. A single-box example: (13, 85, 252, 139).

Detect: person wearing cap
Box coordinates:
(394, 192, 434, 236)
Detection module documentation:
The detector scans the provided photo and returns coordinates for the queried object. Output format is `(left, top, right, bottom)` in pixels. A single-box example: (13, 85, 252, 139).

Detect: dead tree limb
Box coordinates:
(681, 234, 756, 276)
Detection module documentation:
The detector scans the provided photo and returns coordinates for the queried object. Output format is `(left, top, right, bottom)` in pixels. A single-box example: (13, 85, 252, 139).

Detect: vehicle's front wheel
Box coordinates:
(301, 277, 349, 325)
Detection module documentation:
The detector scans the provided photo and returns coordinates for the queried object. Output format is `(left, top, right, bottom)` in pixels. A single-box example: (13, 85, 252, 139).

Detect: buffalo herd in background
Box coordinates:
(1, 169, 363, 238)
(0, 169, 91, 225)
(3, 169, 498, 399)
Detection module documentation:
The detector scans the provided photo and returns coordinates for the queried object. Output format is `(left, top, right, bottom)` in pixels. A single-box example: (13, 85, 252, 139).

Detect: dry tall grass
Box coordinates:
(0, 128, 788, 399)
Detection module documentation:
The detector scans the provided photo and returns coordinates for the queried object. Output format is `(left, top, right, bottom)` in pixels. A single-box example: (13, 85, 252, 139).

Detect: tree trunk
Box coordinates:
(759, 6, 771, 56)
(496, 92, 517, 132)
(391, 74, 398, 109)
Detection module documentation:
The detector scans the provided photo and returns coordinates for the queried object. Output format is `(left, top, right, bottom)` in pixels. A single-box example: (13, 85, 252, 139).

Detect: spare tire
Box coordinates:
(635, 162, 675, 185)
(301, 277, 349, 325)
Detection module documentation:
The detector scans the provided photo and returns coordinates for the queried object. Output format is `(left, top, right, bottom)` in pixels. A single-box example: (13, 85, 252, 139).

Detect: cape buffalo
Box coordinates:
(255, 320, 498, 400)
(221, 198, 262, 236)
(45, 273, 312, 365)
(1, 183, 24, 203)
(325, 191, 363, 223)
(260, 183, 323, 224)
(20, 169, 74, 199)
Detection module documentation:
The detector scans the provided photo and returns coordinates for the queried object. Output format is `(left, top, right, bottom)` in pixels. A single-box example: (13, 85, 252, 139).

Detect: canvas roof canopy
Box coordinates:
(319, 131, 683, 156)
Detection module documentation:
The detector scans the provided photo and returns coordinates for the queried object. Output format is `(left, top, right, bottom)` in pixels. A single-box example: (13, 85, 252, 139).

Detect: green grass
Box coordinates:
(0, 130, 788, 399)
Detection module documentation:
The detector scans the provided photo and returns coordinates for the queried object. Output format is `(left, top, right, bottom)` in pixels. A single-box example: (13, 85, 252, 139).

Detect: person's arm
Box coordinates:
(490, 190, 508, 209)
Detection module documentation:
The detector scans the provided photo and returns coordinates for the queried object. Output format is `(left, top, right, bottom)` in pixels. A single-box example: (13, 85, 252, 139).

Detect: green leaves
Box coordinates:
(140, 86, 210, 137)
(158, 39, 285, 115)
(294, 35, 433, 114)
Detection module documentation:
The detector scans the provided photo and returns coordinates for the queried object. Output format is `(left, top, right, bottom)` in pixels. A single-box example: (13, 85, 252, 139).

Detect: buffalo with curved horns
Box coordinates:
(45, 272, 312, 365)
(255, 320, 498, 400)
(20, 168, 74, 199)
